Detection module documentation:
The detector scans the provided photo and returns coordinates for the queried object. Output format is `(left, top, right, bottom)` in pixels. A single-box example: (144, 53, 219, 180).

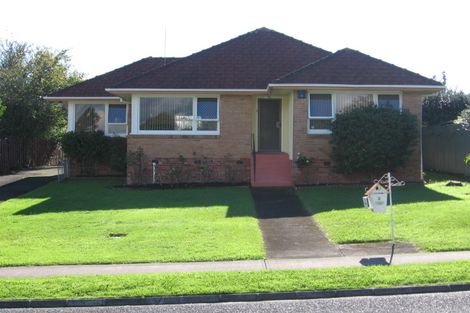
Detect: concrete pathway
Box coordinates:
(251, 187, 341, 258)
(1, 250, 469, 278)
(0, 167, 57, 201)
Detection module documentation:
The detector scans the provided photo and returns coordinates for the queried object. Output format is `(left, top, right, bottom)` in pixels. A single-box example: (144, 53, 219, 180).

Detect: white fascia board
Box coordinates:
(44, 96, 122, 100)
(268, 83, 445, 90)
(105, 88, 268, 94)
(105, 85, 444, 95)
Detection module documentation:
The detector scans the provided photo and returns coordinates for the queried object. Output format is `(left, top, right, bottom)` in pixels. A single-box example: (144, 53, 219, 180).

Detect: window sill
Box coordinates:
(132, 131, 220, 136)
(307, 130, 332, 135)
(128, 134, 220, 139)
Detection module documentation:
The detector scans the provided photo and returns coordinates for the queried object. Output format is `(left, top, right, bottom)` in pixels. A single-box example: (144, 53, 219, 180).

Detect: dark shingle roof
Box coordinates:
(49, 29, 442, 97)
(113, 28, 331, 89)
(274, 48, 442, 86)
(48, 57, 178, 97)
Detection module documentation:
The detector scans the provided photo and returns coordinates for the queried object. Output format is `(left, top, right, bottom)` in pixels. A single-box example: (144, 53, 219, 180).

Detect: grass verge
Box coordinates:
(1, 261, 470, 300)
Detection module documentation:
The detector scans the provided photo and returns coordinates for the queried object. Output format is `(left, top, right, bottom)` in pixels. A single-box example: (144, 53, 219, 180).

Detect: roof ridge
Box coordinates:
(113, 28, 331, 88)
(272, 51, 336, 82)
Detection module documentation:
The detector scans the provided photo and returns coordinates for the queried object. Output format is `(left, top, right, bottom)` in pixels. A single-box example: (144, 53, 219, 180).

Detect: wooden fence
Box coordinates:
(422, 125, 470, 176)
(0, 137, 62, 174)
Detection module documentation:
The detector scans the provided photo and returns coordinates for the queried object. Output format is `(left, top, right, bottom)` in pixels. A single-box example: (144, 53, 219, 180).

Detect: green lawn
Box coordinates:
(1, 261, 469, 300)
(0, 179, 264, 266)
(298, 173, 470, 251)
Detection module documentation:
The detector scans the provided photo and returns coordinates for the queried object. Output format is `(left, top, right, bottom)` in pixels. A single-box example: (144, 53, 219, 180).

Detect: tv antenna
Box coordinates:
(163, 26, 167, 66)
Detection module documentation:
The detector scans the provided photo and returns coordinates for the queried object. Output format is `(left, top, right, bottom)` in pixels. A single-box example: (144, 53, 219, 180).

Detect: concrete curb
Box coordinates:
(1, 283, 469, 309)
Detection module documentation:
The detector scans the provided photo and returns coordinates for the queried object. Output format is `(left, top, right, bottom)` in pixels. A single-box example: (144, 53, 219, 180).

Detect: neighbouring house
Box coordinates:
(46, 28, 443, 186)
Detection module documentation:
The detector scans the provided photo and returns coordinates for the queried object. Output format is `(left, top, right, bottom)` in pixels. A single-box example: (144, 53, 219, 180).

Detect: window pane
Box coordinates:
(336, 94, 373, 113)
(197, 98, 218, 119)
(75, 104, 105, 131)
(309, 119, 332, 130)
(108, 104, 127, 123)
(107, 124, 127, 136)
(378, 95, 400, 110)
(310, 94, 332, 117)
(197, 120, 218, 131)
(140, 97, 193, 131)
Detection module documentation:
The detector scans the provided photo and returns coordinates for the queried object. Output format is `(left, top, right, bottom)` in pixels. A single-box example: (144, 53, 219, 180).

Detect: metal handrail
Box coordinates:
(251, 133, 256, 182)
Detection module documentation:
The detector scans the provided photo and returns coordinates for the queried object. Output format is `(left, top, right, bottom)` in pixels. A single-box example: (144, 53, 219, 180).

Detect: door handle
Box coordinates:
(276, 121, 281, 128)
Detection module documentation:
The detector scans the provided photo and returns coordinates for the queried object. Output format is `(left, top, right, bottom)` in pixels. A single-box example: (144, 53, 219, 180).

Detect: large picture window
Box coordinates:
(75, 104, 105, 132)
(336, 94, 373, 114)
(140, 97, 193, 131)
(138, 96, 219, 134)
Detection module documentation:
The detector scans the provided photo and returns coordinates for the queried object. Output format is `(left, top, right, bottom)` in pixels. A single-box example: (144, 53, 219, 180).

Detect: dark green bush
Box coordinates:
(61, 131, 126, 172)
(423, 89, 469, 126)
(108, 136, 127, 172)
(331, 105, 418, 175)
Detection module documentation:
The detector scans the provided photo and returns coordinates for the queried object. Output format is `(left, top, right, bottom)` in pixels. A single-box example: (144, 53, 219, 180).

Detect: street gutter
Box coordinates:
(1, 283, 469, 309)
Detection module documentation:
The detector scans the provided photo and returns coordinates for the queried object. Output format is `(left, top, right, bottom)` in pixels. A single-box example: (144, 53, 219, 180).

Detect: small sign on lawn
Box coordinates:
(363, 172, 405, 264)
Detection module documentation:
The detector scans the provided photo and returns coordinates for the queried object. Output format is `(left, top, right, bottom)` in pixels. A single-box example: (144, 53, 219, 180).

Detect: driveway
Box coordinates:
(251, 187, 341, 259)
(0, 167, 57, 201)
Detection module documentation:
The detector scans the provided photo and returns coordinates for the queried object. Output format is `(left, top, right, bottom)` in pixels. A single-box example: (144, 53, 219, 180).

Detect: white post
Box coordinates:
(388, 172, 395, 243)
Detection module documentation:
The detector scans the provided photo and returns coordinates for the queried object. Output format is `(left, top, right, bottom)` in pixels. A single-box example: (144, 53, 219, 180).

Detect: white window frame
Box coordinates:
(376, 93, 402, 111)
(196, 97, 220, 132)
(106, 104, 128, 137)
(135, 94, 220, 135)
(308, 93, 335, 135)
(307, 91, 402, 135)
(68, 102, 129, 137)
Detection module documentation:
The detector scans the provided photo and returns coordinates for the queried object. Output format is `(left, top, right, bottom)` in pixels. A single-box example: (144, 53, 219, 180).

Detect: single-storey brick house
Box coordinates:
(46, 28, 443, 186)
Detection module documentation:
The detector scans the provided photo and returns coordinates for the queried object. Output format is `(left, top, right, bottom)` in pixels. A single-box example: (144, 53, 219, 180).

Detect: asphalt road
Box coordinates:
(3, 291, 470, 313)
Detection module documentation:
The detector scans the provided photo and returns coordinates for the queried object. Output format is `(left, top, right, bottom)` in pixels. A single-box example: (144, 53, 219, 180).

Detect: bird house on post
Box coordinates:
(363, 183, 388, 213)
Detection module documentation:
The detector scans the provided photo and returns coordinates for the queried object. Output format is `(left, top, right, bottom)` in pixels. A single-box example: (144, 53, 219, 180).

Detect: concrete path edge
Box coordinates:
(3, 251, 470, 278)
(1, 283, 469, 309)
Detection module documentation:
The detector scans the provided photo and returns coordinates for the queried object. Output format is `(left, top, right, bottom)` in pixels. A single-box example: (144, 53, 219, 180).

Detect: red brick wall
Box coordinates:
(68, 159, 125, 177)
(292, 92, 425, 185)
(127, 95, 252, 184)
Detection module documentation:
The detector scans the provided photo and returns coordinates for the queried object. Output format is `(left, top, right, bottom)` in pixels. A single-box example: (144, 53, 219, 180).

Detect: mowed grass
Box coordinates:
(1, 261, 469, 300)
(0, 179, 264, 266)
(298, 173, 470, 251)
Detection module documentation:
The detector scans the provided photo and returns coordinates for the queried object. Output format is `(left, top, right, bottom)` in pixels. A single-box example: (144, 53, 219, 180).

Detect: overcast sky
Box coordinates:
(1, 0, 468, 91)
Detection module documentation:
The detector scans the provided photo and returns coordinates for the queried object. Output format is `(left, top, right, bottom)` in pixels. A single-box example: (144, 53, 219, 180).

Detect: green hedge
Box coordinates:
(61, 131, 126, 172)
(331, 105, 418, 175)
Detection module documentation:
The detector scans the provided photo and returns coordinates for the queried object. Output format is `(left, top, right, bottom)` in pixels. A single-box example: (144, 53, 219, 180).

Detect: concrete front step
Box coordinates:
(252, 181, 293, 187)
(251, 153, 293, 187)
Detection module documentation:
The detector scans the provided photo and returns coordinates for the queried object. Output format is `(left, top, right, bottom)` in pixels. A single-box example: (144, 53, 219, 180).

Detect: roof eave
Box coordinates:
(268, 83, 445, 92)
(105, 88, 269, 95)
(43, 96, 121, 100)
(44, 96, 123, 101)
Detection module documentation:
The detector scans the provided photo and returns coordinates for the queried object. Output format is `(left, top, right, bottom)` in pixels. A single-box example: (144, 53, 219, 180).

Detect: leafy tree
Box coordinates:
(0, 41, 83, 142)
(0, 98, 5, 119)
(455, 108, 470, 130)
(457, 109, 470, 166)
(423, 73, 470, 126)
(331, 105, 418, 175)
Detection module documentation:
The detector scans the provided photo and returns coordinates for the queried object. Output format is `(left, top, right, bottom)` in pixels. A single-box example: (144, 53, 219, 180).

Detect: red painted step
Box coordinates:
(251, 153, 293, 187)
